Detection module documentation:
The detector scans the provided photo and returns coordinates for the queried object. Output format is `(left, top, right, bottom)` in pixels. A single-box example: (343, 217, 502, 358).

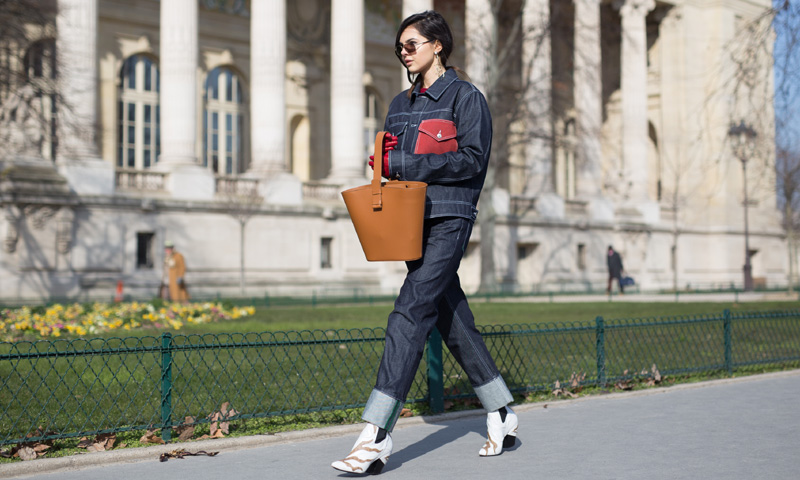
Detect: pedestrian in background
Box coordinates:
(331, 10, 517, 475)
(607, 245, 625, 294)
(164, 241, 189, 302)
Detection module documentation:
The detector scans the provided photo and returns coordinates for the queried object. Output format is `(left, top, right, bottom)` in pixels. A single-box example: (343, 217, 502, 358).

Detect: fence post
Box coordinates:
(160, 332, 173, 442)
(595, 316, 606, 387)
(723, 309, 732, 375)
(426, 328, 445, 414)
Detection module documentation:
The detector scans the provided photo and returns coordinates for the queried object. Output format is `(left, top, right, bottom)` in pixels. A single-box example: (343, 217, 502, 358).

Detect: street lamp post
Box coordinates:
(728, 120, 757, 292)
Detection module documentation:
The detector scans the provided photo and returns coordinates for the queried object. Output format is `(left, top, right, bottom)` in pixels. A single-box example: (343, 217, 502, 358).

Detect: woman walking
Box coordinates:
(331, 10, 518, 474)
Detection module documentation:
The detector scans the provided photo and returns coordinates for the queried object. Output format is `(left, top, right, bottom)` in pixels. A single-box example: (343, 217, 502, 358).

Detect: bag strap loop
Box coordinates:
(371, 131, 386, 210)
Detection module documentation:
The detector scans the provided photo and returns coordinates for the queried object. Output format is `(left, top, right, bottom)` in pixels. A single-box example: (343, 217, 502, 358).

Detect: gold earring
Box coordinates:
(435, 52, 444, 78)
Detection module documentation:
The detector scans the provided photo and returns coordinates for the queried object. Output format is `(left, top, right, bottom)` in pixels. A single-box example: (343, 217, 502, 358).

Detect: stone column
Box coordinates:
(328, 0, 365, 184)
(250, 0, 286, 175)
(56, 0, 114, 195)
(401, 1, 434, 84)
(159, 0, 198, 167)
(158, 0, 214, 200)
(465, 0, 492, 94)
(249, 0, 301, 204)
(618, 0, 655, 202)
(573, 0, 602, 198)
(403, 0, 433, 17)
(523, 0, 561, 217)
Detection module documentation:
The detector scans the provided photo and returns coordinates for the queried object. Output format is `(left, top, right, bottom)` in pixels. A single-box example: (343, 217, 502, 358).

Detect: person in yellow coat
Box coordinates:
(164, 241, 189, 302)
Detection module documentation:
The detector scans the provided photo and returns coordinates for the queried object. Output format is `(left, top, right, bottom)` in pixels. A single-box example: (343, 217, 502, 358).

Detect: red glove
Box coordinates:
(369, 134, 398, 176)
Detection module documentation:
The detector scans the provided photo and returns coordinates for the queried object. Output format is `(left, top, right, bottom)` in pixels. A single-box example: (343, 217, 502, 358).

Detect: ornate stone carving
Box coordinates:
(287, 0, 329, 47)
(3, 205, 21, 253)
(23, 205, 59, 230)
(56, 208, 75, 254)
(0, 85, 46, 161)
(615, 0, 656, 19)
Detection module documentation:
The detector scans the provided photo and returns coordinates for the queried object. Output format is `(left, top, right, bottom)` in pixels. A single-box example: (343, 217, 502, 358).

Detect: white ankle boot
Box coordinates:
(479, 406, 518, 456)
(331, 423, 392, 474)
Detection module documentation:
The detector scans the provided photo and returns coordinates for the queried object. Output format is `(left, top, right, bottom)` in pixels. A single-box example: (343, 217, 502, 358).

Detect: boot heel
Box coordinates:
(502, 434, 516, 449)
(366, 457, 387, 475)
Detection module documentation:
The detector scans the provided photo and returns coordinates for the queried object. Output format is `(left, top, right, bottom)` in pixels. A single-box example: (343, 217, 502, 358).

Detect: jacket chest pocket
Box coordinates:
(414, 119, 458, 155)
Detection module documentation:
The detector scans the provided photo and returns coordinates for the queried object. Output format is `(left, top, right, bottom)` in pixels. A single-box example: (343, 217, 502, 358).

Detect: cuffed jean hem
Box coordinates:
(362, 389, 405, 432)
(474, 375, 514, 412)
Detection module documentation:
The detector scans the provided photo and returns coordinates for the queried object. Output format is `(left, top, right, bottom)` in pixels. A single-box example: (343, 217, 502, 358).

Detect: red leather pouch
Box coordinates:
(414, 119, 458, 154)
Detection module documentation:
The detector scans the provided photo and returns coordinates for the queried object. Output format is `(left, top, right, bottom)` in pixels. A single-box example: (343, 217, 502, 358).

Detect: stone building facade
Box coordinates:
(0, 0, 787, 301)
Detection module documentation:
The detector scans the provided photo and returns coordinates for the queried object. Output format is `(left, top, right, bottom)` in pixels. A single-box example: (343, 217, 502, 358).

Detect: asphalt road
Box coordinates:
(3, 369, 799, 480)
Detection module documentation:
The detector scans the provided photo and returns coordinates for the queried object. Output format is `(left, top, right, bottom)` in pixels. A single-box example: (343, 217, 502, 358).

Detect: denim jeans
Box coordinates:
(362, 217, 513, 431)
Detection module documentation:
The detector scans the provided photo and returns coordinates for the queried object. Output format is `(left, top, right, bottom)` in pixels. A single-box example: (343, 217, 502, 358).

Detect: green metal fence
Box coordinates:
(1, 309, 799, 447)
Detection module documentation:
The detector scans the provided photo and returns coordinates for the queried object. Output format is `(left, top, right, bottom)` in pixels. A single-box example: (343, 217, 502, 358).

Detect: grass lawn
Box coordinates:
(172, 299, 800, 335)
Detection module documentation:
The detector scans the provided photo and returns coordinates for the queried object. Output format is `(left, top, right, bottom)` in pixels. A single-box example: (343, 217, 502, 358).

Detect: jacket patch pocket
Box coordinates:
(414, 119, 458, 155)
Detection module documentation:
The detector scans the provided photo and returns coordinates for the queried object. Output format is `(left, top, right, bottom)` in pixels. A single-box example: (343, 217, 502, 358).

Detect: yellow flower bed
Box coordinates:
(0, 302, 256, 342)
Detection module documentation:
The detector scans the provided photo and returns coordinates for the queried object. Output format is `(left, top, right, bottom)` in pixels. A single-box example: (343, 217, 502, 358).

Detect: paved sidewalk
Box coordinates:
(3, 370, 799, 480)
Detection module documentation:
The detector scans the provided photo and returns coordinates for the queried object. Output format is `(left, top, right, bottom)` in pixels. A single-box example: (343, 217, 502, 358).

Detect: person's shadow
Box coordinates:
(333, 413, 522, 476)
(383, 414, 522, 473)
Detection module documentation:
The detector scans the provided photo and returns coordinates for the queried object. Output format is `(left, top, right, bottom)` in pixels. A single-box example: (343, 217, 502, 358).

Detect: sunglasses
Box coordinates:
(394, 40, 433, 57)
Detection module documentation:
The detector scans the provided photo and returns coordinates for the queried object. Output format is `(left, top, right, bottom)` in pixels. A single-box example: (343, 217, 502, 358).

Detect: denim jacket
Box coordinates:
(384, 68, 492, 222)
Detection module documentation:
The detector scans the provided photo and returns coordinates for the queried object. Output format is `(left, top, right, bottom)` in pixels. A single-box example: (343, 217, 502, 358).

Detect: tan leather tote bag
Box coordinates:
(341, 131, 428, 261)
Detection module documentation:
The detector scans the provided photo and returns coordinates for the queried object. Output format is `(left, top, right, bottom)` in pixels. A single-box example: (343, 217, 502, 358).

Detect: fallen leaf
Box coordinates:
(174, 416, 196, 442)
(17, 447, 37, 461)
(176, 425, 195, 442)
(208, 412, 222, 437)
(33, 444, 50, 453)
(652, 364, 662, 383)
(140, 429, 165, 445)
(77, 437, 94, 448)
(98, 433, 116, 447)
(159, 448, 219, 462)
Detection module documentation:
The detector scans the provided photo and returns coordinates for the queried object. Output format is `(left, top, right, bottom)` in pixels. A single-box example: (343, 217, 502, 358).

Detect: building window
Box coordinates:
(203, 67, 247, 175)
(118, 55, 160, 169)
(23, 39, 57, 160)
(321, 237, 333, 269)
(516, 242, 539, 287)
(364, 87, 382, 161)
(517, 243, 537, 261)
(577, 243, 586, 271)
(136, 232, 155, 269)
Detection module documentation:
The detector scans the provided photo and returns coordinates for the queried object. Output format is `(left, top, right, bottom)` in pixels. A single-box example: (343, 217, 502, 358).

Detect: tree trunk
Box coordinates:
(787, 204, 795, 293)
(478, 165, 498, 293)
(240, 219, 246, 297)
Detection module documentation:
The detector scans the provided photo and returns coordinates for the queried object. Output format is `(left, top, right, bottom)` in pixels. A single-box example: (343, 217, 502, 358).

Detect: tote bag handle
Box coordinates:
(371, 131, 387, 210)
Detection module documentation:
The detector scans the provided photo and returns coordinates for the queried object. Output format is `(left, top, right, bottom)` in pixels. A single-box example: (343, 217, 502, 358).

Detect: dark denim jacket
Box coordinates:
(384, 68, 492, 222)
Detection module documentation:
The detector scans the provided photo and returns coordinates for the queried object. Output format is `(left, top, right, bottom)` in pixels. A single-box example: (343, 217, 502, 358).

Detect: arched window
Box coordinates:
(118, 54, 160, 169)
(203, 67, 247, 175)
(364, 87, 383, 161)
(23, 38, 57, 160)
